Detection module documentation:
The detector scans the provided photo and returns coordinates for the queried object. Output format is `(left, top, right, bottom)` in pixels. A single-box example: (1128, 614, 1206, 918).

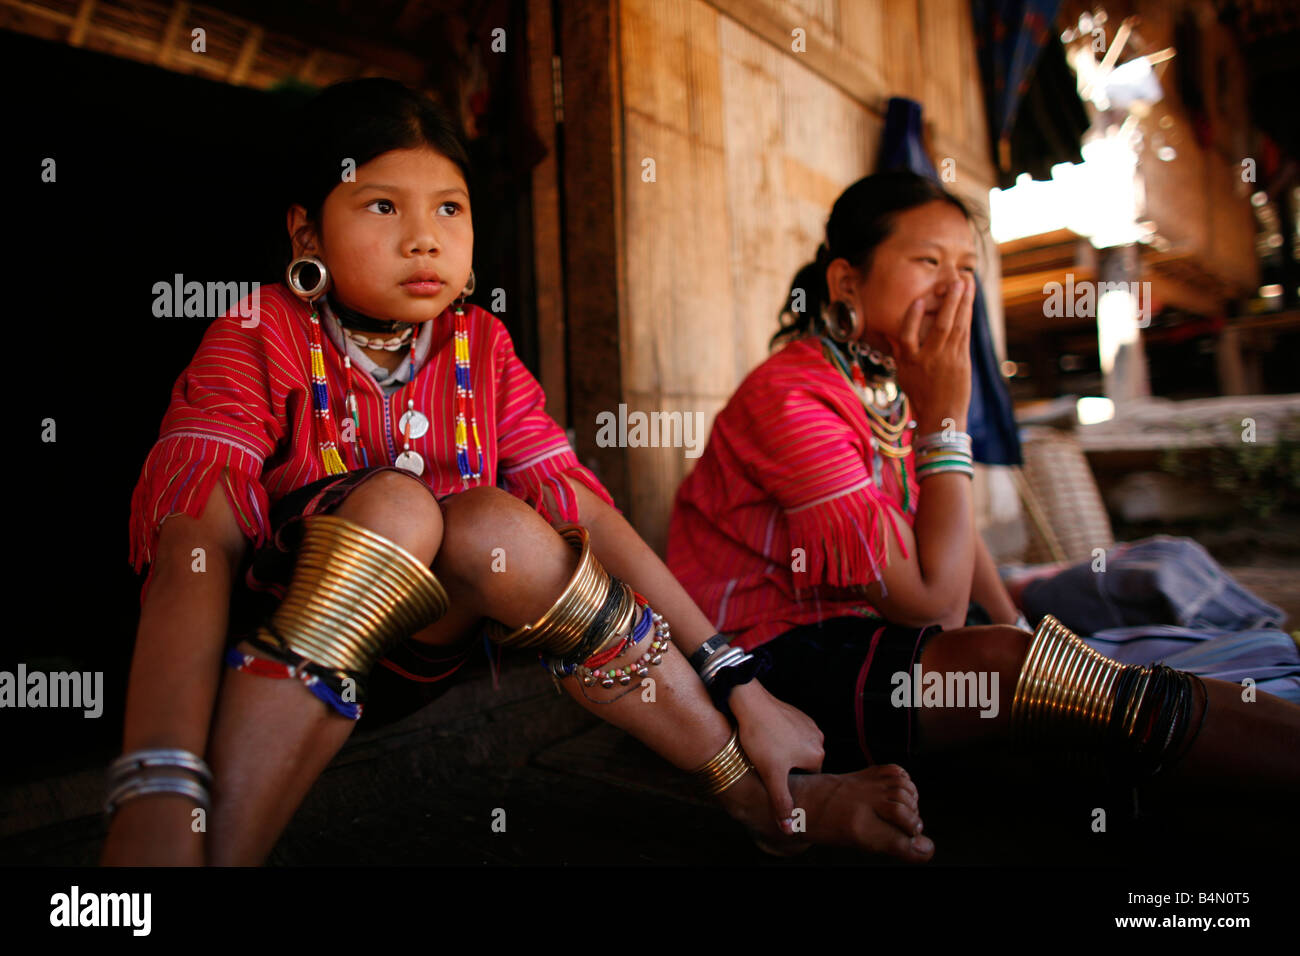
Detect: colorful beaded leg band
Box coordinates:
(691, 729, 754, 795)
(1011, 614, 1208, 779)
(225, 644, 364, 720)
(578, 603, 672, 687)
(270, 515, 450, 674)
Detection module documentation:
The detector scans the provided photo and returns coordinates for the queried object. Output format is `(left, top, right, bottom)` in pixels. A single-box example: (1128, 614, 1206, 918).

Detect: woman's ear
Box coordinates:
(825, 258, 859, 305)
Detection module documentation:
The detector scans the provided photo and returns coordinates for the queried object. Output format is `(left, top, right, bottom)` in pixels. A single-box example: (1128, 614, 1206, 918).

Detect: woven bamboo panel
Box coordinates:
(1019, 427, 1115, 565)
(0, 0, 412, 89)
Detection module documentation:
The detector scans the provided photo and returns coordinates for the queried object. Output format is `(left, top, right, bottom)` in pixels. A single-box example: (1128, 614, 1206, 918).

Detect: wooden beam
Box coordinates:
(557, 0, 627, 503)
(527, 0, 568, 425)
(1146, 272, 1225, 317)
(1000, 266, 1096, 309)
(156, 1, 188, 69)
(997, 228, 1086, 256)
(298, 49, 321, 84)
(0, 0, 75, 26)
(68, 0, 95, 47)
(228, 24, 263, 86)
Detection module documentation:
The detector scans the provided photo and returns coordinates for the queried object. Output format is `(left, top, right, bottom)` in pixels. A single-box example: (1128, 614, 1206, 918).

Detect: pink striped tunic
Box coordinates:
(667, 337, 919, 650)
(129, 283, 612, 602)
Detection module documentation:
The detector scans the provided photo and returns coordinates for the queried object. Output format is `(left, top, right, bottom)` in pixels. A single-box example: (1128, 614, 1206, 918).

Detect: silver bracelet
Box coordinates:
(108, 748, 213, 786)
(913, 430, 972, 453)
(105, 775, 211, 816)
(699, 647, 748, 686)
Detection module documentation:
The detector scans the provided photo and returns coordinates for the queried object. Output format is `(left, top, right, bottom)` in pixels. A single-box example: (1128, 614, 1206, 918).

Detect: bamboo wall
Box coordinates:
(615, 0, 1000, 552)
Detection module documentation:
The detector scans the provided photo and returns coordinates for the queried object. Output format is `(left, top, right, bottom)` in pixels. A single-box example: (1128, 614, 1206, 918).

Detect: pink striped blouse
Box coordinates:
(129, 283, 612, 602)
(667, 337, 919, 650)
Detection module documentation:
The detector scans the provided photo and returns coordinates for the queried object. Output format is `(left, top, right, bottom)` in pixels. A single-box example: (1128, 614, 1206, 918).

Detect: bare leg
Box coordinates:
(208, 476, 935, 865)
(916, 625, 1300, 794)
(435, 486, 934, 862)
(207, 471, 443, 865)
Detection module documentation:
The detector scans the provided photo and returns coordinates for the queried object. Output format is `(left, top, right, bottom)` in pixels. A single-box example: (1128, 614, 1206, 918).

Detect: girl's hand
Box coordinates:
(887, 275, 975, 431)
(728, 680, 825, 832)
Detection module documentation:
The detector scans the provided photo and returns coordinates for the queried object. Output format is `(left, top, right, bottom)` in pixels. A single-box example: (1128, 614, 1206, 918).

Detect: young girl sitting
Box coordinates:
(105, 80, 937, 866)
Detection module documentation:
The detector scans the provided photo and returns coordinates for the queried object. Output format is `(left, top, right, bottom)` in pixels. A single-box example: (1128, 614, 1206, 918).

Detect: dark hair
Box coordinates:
(276, 78, 472, 268)
(772, 171, 976, 348)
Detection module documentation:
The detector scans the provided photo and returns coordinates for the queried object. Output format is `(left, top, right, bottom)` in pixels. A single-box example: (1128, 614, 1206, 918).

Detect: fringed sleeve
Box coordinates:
(730, 366, 910, 592)
(784, 481, 910, 590)
(491, 319, 617, 524)
(128, 434, 270, 573)
(128, 309, 284, 591)
(499, 447, 616, 525)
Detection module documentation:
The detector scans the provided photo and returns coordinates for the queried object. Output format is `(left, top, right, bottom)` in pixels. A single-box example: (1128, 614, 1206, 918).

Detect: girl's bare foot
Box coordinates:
(723, 764, 936, 862)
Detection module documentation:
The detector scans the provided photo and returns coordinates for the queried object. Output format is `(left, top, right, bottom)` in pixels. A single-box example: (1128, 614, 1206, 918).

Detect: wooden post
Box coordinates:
(1097, 243, 1150, 403)
(1216, 323, 1247, 395)
(555, 0, 627, 503)
(526, 0, 568, 425)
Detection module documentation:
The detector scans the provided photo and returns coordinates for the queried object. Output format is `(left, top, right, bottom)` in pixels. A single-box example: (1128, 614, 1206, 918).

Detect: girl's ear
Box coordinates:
(286, 204, 321, 258)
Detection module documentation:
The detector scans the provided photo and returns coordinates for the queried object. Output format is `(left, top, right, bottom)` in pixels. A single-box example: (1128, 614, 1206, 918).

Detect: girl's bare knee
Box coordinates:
(333, 470, 443, 564)
(435, 487, 575, 601)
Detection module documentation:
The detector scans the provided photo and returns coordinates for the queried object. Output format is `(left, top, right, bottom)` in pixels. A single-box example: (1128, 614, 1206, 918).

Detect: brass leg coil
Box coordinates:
(486, 524, 637, 661)
(267, 514, 450, 674)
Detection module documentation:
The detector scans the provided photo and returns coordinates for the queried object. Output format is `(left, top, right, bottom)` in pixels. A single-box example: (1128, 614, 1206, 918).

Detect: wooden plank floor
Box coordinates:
(2, 650, 1294, 866)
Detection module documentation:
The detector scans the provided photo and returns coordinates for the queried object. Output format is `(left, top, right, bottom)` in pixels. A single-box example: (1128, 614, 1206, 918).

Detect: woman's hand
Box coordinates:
(728, 680, 825, 832)
(887, 275, 975, 432)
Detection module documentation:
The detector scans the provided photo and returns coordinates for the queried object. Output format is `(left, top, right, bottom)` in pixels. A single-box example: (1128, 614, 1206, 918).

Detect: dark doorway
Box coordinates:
(2, 11, 541, 775)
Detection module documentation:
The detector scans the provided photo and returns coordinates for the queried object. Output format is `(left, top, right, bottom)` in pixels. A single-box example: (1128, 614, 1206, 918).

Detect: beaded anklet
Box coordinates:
(225, 644, 363, 721)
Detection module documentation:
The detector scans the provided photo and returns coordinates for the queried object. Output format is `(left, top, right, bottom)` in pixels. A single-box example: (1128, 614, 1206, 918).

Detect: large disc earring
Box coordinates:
(824, 300, 863, 344)
(460, 268, 476, 300)
(286, 256, 330, 303)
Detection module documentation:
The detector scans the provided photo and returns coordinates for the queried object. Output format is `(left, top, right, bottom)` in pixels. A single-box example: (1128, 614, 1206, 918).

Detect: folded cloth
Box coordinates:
(1083, 626, 1300, 706)
(1019, 535, 1286, 633)
(1016, 535, 1298, 705)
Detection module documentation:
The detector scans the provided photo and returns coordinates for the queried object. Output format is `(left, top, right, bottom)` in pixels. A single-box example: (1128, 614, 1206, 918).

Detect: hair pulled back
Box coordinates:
(276, 78, 472, 268)
(772, 171, 974, 348)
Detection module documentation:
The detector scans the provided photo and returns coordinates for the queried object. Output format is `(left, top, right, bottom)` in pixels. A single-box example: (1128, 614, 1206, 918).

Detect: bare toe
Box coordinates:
(885, 785, 918, 811)
(877, 799, 923, 835)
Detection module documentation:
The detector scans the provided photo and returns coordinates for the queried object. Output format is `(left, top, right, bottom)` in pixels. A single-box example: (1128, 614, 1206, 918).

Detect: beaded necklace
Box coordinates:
(817, 334, 915, 513)
(303, 298, 483, 485)
(453, 300, 484, 481)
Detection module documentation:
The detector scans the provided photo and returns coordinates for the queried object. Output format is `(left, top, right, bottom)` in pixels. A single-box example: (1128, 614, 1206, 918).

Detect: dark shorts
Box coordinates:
(226, 466, 483, 727)
(750, 617, 946, 773)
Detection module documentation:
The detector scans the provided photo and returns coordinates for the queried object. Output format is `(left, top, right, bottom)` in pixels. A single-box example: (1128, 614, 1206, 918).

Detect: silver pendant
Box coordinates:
(395, 450, 425, 476)
(397, 408, 429, 440)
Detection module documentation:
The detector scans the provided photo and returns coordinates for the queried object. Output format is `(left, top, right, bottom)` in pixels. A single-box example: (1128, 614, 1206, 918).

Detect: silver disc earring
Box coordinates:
(460, 268, 476, 299)
(824, 300, 863, 344)
(286, 256, 330, 303)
